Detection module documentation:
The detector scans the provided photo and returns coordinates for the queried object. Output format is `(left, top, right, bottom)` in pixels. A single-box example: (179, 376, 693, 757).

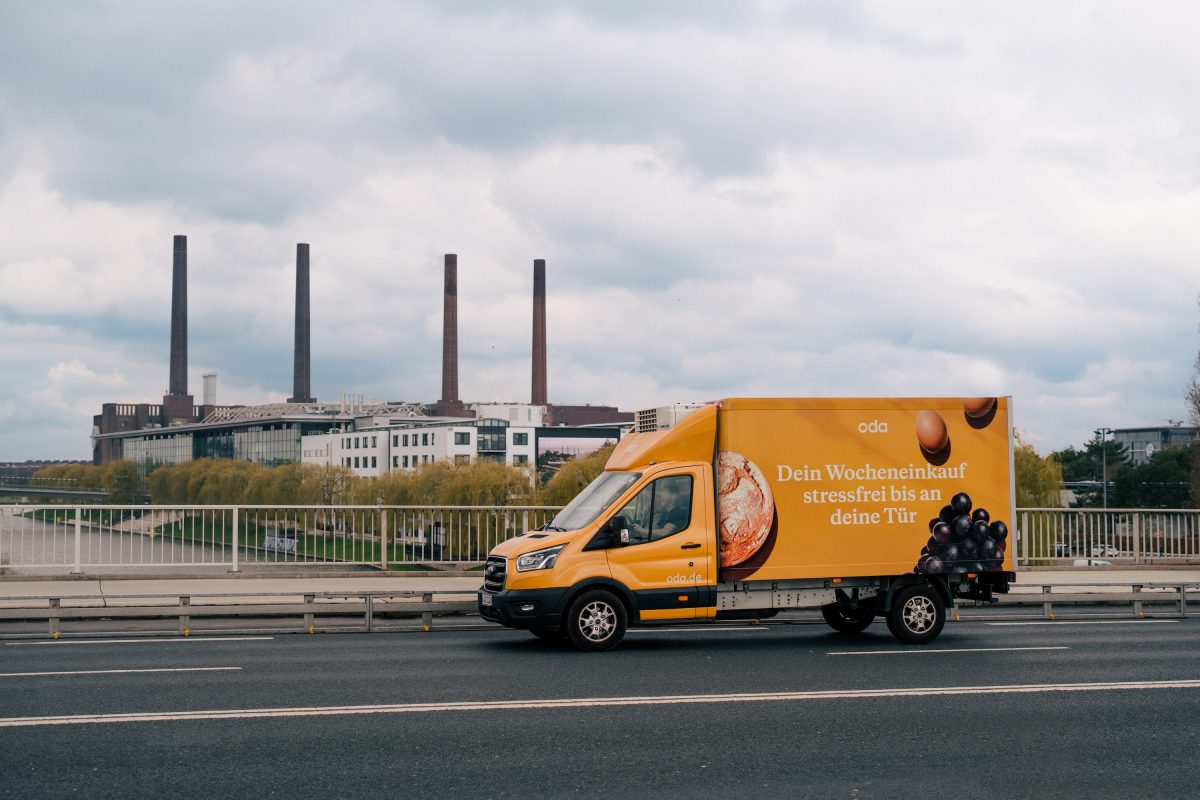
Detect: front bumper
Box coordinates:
(478, 587, 569, 630)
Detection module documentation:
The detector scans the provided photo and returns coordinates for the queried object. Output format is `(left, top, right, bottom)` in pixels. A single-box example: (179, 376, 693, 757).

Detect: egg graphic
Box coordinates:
(915, 409, 948, 455)
(963, 397, 997, 419)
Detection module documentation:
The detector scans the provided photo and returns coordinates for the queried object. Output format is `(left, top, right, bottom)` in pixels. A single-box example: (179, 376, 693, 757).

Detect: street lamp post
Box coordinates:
(1094, 427, 1112, 509)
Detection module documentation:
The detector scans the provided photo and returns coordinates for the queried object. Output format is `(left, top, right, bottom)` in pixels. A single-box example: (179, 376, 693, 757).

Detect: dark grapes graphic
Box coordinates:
(915, 492, 1007, 574)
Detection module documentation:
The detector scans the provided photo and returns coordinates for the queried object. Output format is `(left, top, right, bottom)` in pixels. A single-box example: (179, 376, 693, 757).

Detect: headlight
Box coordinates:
(515, 544, 565, 572)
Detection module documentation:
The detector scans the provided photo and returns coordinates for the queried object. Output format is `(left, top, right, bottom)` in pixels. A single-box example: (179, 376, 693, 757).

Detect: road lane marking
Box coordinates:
(5, 637, 275, 646)
(626, 627, 769, 634)
(0, 667, 242, 678)
(6, 678, 1200, 728)
(988, 618, 1184, 626)
(827, 646, 1069, 656)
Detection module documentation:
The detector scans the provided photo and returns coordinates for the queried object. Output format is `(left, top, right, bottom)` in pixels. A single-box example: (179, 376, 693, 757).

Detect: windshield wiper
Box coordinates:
(540, 523, 566, 532)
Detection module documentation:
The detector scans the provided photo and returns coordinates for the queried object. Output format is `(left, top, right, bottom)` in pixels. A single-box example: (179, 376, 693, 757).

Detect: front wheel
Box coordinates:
(886, 585, 945, 644)
(821, 603, 875, 633)
(565, 589, 627, 652)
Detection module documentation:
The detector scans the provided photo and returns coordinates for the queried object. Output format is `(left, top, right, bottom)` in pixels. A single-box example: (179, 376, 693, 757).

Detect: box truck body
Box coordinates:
(479, 397, 1015, 650)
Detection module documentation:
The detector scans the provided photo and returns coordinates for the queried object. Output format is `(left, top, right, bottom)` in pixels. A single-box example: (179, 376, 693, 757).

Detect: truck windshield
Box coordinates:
(548, 471, 641, 532)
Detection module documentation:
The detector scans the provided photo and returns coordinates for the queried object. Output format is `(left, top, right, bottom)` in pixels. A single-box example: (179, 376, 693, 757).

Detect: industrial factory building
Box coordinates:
(91, 238, 631, 474)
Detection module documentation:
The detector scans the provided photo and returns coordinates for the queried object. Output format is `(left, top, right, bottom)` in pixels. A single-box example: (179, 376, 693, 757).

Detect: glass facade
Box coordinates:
(120, 420, 331, 470)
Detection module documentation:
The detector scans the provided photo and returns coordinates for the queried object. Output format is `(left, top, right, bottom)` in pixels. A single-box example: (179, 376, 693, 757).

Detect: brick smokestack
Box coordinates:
(288, 243, 315, 403)
(532, 259, 547, 405)
(162, 234, 195, 423)
(169, 235, 188, 396)
(441, 253, 459, 405)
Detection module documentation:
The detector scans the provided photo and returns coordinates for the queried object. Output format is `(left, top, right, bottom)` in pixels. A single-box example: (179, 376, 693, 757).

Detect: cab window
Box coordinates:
(614, 475, 693, 544)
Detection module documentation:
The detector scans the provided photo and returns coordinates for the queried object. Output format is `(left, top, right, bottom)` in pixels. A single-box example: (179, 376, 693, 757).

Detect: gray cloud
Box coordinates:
(1, 1, 1198, 460)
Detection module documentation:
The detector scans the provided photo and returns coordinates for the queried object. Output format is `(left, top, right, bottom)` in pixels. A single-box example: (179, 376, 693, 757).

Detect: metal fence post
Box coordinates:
(1042, 585, 1053, 620)
(72, 507, 82, 574)
(231, 507, 240, 573)
(179, 596, 191, 635)
(421, 592, 433, 632)
(1132, 584, 1143, 618)
(49, 597, 61, 638)
(304, 593, 315, 633)
(364, 593, 374, 632)
(1179, 585, 1188, 617)
(1134, 511, 1142, 565)
(380, 509, 389, 571)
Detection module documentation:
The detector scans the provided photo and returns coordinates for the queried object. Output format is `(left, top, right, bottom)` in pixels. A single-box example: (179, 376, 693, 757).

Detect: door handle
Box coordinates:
(680, 543, 702, 550)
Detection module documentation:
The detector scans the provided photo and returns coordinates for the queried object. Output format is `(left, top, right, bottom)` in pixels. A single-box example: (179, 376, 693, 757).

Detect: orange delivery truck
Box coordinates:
(478, 397, 1015, 650)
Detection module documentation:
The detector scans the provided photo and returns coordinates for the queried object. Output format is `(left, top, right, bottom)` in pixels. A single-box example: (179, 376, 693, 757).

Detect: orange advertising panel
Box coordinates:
(715, 397, 1013, 582)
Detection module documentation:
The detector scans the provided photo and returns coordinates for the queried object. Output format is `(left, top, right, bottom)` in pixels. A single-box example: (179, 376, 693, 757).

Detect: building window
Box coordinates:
(354, 457, 360, 468)
(423, 455, 429, 463)
(514, 454, 528, 465)
(455, 454, 470, 465)
(393, 456, 398, 468)
(393, 435, 398, 447)
(372, 436, 377, 448)
(454, 432, 470, 445)
(430, 432, 435, 445)
(354, 437, 360, 449)
(403, 456, 409, 468)
(371, 456, 377, 468)
(422, 433, 429, 446)
(403, 434, 409, 446)
(513, 433, 528, 445)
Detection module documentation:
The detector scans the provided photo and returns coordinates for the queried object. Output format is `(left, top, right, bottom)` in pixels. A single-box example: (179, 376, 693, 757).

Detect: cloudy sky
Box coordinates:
(2, 1, 1198, 461)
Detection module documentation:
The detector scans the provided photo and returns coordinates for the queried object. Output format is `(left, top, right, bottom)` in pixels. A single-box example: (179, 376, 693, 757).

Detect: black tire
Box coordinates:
(886, 584, 945, 644)
(564, 589, 627, 652)
(820, 603, 875, 633)
(529, 627, 563, 642)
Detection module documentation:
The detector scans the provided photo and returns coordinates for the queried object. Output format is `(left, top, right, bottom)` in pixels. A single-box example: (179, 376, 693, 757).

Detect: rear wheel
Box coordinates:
(820, 603, 875, 633)
(886, 585, 945, 644)
(565, 589, 627, 652)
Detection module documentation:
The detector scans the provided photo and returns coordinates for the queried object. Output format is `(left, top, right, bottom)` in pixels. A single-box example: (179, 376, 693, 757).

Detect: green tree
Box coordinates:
(1113, 444, 1196, 508)
(103, 460, 143, 503)
(1050, 434, 1128, 508)
(1015, 433, 1064, 508)
(539, 445, 615, 506)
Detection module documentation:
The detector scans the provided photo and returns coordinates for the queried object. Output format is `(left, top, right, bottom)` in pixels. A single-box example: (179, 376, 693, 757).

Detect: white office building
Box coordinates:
(301, 418, 538, 477)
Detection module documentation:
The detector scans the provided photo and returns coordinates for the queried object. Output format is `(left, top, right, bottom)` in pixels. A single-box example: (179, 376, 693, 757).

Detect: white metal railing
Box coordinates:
(1016, 508, 1200, 566)
(5, 505, 1200, 572)
(0, 505, 560, 572)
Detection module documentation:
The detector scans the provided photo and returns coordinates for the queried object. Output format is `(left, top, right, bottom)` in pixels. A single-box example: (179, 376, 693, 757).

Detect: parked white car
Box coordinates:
(1089, 543, 1119, 557)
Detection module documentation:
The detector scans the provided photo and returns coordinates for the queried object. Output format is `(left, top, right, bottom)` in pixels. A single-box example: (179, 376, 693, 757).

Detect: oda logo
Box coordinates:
(857, 420, 889, 434)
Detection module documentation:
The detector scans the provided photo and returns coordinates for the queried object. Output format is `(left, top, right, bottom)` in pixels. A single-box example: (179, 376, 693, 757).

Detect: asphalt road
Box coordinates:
(3, 618, 1199, 800)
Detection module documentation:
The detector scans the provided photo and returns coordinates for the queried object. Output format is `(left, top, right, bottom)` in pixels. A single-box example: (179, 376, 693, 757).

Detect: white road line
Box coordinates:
(6, 678, 1200, 728)
(986, 620, 1181, 627)
(626, 627, 769, 634)
(0, 667, 242, 679)
(5, 637, 275, 647)
(827, 646, 1069, 656)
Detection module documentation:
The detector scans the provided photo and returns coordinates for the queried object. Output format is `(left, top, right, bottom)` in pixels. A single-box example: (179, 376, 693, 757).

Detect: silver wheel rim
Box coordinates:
(578, 600, 617, 642)
(902, 595, 936, 634)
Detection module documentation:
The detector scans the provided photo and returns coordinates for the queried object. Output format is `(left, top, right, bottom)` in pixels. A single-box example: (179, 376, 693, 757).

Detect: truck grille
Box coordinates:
(484, 557, 507, 592)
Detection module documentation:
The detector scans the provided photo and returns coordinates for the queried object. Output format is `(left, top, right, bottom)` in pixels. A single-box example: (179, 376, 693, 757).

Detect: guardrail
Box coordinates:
(1016, 508, 1200, 566)
(0, 590, 478, 638)
(2, 583, 1198, 639)
(0, 504, 559, 572)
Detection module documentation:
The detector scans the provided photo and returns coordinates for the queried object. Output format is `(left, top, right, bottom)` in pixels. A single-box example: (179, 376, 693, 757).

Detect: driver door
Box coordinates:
(604, 471, 709, 621)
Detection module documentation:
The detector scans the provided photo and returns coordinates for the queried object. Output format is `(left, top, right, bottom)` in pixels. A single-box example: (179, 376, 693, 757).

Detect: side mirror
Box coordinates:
(607, 515, 630, 546)
(584, 516, 631, 552)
